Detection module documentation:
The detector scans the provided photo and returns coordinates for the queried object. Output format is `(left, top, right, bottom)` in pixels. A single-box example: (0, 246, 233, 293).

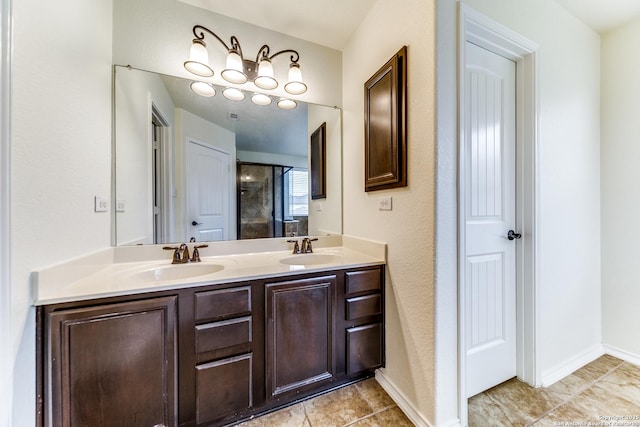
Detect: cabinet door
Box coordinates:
(266, 275, 336, 398)
(46, 296, 177, 427)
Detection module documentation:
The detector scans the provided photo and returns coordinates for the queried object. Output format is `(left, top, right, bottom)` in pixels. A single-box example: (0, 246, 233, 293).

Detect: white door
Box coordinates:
(464, 41, 518, 397)
(186, 140, 231, 242)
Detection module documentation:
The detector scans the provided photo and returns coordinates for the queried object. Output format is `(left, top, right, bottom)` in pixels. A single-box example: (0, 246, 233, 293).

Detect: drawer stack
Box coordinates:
(344, 268, 384, 375)
(193, 286, 254, 425)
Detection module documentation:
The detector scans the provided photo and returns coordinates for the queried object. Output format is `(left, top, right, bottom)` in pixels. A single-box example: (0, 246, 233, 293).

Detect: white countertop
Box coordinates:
(33, 235, 386, 305)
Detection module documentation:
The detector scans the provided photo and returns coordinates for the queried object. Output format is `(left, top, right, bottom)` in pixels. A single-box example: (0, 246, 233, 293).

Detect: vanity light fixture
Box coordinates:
(184, 25, 307, 95)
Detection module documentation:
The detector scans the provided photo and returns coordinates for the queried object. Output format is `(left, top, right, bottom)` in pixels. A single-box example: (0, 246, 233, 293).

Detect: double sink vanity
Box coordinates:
(34, 235, 386, 427)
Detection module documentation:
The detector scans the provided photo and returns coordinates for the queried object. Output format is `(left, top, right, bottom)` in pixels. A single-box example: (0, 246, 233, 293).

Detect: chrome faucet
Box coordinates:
(163, 243, 208, 264)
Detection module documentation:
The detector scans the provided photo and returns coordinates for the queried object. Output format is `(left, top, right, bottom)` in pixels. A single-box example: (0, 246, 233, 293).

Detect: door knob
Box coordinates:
(507, 230, 522, 240)
(192, 220, 202, 226)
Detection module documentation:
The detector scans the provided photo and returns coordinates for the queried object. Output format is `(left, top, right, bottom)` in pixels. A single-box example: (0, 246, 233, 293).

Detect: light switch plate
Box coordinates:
(116, 199, 126, 212)
(378, 196, 392, 211)
(94, 196, 109, 212)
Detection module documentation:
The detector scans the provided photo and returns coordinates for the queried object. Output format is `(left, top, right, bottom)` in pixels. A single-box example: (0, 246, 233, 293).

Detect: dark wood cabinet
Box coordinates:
(44, 296, 177, 427)
(38, 265, 384, 427)
(265, 275, 336, 398)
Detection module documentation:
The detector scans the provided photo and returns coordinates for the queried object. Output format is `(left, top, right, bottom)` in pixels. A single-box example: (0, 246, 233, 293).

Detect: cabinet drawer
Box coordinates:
(195, 286, 251, 322)
(196, 353, 253, 424)
(346, 294, 381, 320)
(345, 269, 382, 295)
(195, 316, 252, 354)
(346, 323, 382, 375)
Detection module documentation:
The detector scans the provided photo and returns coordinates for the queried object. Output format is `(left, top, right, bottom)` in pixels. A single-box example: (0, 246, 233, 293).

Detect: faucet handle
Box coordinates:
(287, 239, 300, 254)
(163, 246, 181, 264)
(191, 244, 208, 262)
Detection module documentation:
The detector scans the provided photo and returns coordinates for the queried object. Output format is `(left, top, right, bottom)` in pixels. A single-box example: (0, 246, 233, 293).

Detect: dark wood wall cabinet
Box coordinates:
(364, 46, 408, 192)
(37, 265, 385, 427)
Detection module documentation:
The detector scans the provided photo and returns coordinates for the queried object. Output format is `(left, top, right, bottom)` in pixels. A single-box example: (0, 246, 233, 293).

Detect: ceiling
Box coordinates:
(178, 0, 378, 50)
(554, 0, 640, 34)
(180, 0, 640, 48)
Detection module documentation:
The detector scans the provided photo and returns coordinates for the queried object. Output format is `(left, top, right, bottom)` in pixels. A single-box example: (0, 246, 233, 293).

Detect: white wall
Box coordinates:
(342, 0, 438, 424)
(601, 18, 640, 361)
(115, 68, 176, 245)
(113, 0, 342, 108)
(174, 108, 237, 241)
(307, 104, 342, 236)
(11, 0, 113, 423)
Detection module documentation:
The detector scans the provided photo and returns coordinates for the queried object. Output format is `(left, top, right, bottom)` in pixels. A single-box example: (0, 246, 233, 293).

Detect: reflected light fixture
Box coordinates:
(222, 87, 245, 101)
(277, 98, 297, 110)
(184, 25, 307, 98)
(190, 81, 216, 97)
(251, 92, 272, 106)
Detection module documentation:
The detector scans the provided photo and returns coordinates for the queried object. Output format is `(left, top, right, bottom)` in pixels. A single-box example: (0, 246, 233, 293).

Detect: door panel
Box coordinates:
(187, 141, 231, 242)
(464, 41, 517, 397)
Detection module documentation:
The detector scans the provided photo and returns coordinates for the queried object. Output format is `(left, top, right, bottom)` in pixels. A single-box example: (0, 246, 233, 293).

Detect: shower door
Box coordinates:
(237, 163, 290, 239)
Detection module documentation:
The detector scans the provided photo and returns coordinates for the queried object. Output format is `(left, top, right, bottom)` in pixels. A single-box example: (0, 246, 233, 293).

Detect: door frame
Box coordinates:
(458, 4, 540, 424)
(0, 0, 11, 423)
(151, 105, 171, 244)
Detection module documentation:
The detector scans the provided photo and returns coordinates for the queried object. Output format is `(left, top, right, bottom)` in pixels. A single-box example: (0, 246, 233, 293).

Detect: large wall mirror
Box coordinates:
(114, 66, 342, 245)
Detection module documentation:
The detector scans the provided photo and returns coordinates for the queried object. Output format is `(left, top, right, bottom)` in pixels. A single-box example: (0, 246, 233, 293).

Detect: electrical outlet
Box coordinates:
(94, 196, 109, 212)
(378, 196, 392, 211)
(116, 199, 126, 212)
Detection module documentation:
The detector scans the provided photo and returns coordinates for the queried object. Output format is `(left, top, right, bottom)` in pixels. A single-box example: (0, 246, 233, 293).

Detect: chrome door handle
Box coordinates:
(507, 230, 522, 240)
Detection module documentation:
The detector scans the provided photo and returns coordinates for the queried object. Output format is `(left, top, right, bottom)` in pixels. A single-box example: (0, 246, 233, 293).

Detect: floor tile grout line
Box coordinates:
(524, 359, 628, 426)
(342, 404, 399, 427)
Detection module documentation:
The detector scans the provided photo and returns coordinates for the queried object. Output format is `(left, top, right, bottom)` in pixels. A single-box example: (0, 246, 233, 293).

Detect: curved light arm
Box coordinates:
(256, 44, 300, 64)
(192, 25, 244, 57)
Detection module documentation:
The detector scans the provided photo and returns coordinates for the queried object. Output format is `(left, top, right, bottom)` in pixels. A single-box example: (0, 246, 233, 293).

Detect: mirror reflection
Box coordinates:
(114, 66, 342, 245)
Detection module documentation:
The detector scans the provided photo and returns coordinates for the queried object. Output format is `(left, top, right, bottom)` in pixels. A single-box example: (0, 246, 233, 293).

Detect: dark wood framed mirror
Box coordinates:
(364, 46, 407, 192)
(310, 122, 327, 200)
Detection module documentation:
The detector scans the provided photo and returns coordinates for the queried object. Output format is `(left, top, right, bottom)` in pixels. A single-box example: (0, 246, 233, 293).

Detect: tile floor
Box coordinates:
(234, 355, 640, 427)
(237, 378, 414, 427)
(469, 354, 640, 426)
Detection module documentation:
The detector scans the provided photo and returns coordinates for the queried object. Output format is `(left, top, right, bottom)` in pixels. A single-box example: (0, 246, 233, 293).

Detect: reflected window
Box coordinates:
(285, 169, 309, 217)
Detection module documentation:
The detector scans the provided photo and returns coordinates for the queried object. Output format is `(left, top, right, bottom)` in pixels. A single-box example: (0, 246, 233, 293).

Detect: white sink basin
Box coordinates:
(279, 253, 341, 266)
(129, 263, 224, 282)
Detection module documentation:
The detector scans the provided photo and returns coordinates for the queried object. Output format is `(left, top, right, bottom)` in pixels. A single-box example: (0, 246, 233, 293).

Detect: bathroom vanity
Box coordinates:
(34, 237, 385, 427)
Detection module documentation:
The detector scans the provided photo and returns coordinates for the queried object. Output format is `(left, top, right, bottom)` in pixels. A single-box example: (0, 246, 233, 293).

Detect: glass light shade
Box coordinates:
(190, 81, 216, 97)
(277, 98, 297, 110)
(251, 93, 272, 106)
(184, 40, 214, 77)
(254, 59, 278, 90)
(221, 50, 248, 84)
(284, 63, 307, 95)
(222, 87, 245, 101)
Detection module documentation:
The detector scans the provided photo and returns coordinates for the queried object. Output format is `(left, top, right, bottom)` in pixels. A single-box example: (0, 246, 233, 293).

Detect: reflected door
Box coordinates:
(187, 141, 231, 242)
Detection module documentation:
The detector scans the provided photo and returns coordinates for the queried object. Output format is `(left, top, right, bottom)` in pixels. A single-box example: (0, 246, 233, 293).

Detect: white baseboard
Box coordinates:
(603, 344, 640, 367)
(375, 369, 459, 427)
(540, 344, 604, 387)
